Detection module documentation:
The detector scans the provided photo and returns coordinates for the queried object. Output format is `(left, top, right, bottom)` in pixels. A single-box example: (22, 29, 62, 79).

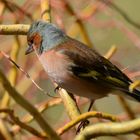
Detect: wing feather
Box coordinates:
(55, 37, 132, 91)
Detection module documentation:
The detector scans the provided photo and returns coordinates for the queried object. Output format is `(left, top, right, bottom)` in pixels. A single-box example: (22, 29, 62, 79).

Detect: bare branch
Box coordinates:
(0, 69, 60, 140)
(57, 111, 119, 135)
(75, 118, 140, 140)
(0, 24, 29, 35)
(0, 109, 46, 138)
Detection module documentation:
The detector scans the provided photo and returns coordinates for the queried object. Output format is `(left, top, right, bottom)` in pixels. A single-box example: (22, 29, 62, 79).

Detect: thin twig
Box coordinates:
(0, 69, 60, 140)
(118, 96, 136, 120)
(0, 1, 5, 23)
(104, 45, 136, 121)
(1, 36, 20, 109)
(129, 80, 140, 92)
(0, 119, 13, 140)
(98, 0, 140, 29)
(1, 0, 33, 21)
(0, 50, 54, 98)
(104, 45, 117, 59)
(64, 0, 94, 48)
(0, 109, 46, 138)
(11, 98, 62, 133)
(0, 130, 6, 140)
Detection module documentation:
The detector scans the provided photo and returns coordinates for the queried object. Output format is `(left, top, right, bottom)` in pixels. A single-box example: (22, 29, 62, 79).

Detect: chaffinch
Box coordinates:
(25, 20, 140, 102)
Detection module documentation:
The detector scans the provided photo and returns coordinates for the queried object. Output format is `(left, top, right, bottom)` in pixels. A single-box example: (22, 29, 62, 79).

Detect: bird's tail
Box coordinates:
(125, 89, 140, 102)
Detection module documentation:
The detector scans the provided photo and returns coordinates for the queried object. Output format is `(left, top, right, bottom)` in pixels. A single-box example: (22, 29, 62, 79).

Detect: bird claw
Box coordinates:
(54, 86, 60, 93)
(76, 120, 90, 134)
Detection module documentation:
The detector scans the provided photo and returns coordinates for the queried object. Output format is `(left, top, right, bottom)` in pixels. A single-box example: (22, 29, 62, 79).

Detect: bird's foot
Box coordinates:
(76, 120, 90, 134)
(54, 86, 61, 93)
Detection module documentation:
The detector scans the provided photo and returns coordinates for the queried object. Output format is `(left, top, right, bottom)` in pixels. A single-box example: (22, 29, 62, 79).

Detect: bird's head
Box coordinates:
(25, 20, 67, 55)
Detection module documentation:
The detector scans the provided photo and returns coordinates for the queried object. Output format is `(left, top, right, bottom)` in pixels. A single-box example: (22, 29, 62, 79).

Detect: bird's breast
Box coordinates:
(38, 50, 110, 100)
(38, 50, 72, 84)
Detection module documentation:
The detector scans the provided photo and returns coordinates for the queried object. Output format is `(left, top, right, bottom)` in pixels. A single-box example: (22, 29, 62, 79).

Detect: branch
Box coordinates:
(129, 80, 140, 92)
(57, 111, 119, 135)
(64, 0, 94, 48)
(104, 45, 117, 59)
(12, 98, 62, 133)
(0, 119, 13, 140)
(0, 109, 46, 138)
(0, 24, 29, 35)
(1, 36, 20, 109)
(75, 118, 140, 140)
(1, 0, 33, 21)
(55, 87, 81, 121)
(0, 69, 60, 140)
(99, 0, 140, 29)
(41, 0, 51, 22)
(27, 98, 62, 122)
(104, 45, 136, 119)
(118, 96, 136, 120)
(0, 130, 6, 140)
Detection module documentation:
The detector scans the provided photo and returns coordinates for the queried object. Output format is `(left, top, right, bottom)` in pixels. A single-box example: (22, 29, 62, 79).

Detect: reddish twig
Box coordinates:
(0, 50, 56, 98)
(0, 109, 46, 138)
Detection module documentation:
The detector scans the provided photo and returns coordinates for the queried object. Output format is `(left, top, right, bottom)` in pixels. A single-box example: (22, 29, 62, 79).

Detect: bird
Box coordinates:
(25, 20, 140, 103)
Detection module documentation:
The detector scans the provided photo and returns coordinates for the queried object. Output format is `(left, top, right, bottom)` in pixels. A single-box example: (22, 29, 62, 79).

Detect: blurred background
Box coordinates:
(0, 0, 140, 140)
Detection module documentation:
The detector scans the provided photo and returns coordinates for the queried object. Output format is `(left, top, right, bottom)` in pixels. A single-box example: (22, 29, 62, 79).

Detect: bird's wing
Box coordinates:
(56, 37, 132, 92)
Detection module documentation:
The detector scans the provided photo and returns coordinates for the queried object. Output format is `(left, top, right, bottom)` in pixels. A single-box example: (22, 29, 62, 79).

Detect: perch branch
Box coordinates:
(0, 24, 29, 35)
(57, 111, 119, 135)
(75, 118, 140, 140)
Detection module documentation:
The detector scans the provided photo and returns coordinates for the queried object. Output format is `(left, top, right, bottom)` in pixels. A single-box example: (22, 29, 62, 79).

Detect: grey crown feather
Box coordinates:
(28, 20, 68, 52)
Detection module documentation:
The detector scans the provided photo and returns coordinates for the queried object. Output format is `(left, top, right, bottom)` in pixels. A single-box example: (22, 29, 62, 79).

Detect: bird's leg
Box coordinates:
(54, 85, 61, 93)
(54, 86, 94, 134)
(87, 100, 94, 112)
(76, 100, 94, 134)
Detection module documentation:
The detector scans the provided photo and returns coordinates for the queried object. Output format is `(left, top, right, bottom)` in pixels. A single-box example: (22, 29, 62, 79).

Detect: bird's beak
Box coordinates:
(25, 44, 34, 55)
